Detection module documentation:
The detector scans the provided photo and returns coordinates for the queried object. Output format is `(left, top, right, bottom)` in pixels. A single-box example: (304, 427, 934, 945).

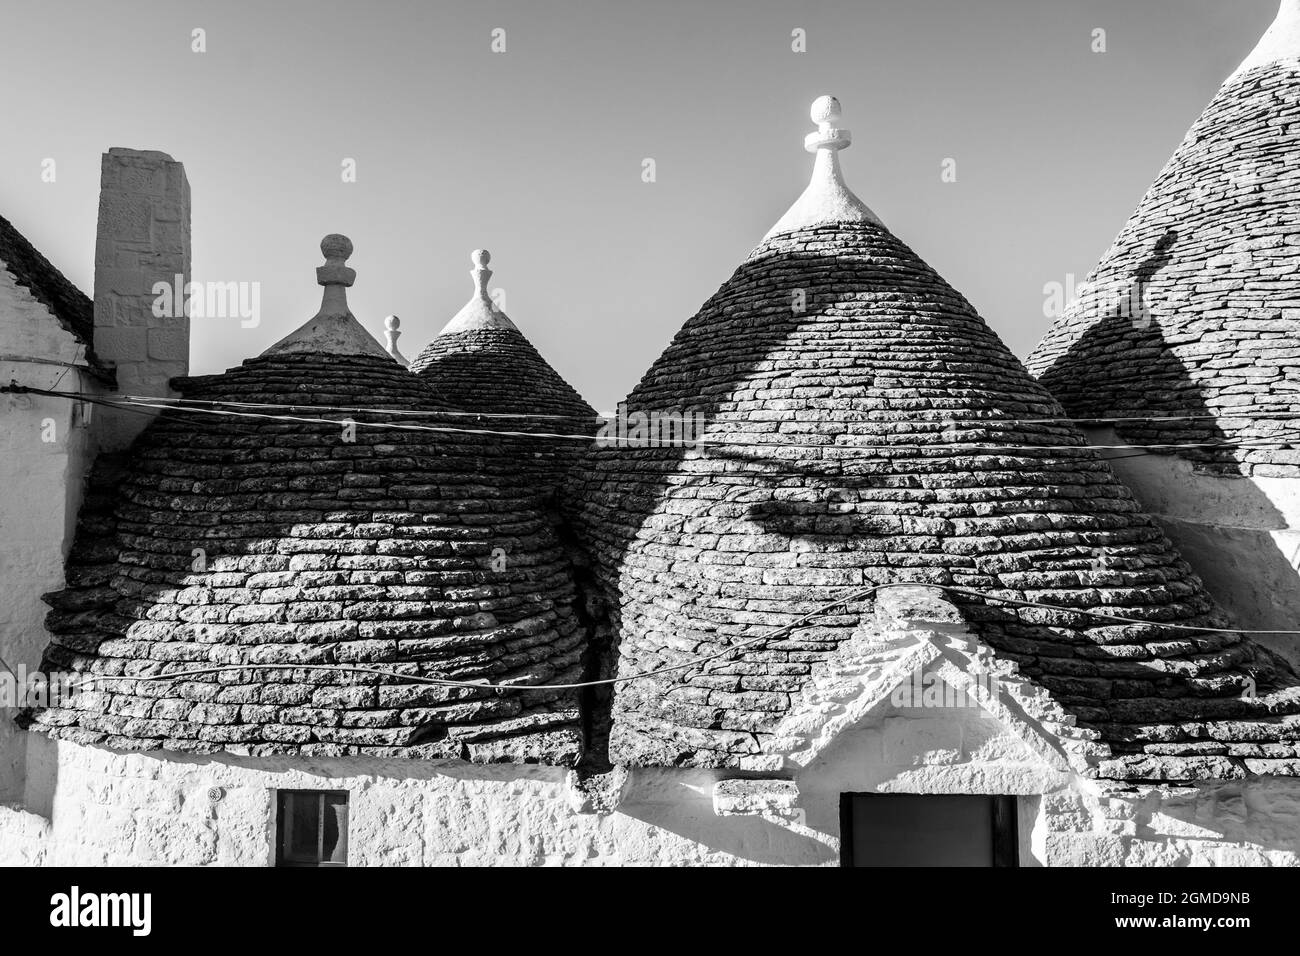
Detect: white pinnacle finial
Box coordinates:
(471, 249, 493, 301)
(259, 234, 392, 360)
(762, 96, 881, 242)
(383, 314, 409, 367)
(436, 248, 520, 336)
(1229, 0, 1300, 83)
(315, 234, 355, 319)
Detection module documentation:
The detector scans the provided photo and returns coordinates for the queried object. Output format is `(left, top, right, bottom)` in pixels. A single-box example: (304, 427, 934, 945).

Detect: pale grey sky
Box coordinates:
(0, 0, 1279, 410)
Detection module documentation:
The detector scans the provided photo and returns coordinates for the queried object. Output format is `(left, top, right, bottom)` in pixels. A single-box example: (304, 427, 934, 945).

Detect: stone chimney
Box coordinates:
(92, 148, 191, 452)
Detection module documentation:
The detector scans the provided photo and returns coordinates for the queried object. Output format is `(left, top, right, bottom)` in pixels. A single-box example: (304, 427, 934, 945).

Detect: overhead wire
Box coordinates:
(6, 384, 1299, 457)
(32, 388, 1300, 430)
(5, 387, 1299, 697)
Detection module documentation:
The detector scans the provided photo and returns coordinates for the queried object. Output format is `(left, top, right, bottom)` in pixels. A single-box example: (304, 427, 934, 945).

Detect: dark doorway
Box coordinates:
(840, 793, 1018, 867)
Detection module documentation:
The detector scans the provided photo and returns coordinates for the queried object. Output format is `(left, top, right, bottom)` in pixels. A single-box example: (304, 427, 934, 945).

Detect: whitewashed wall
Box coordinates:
(0, 265, 97, 805)
(6, 689, 1299, 867)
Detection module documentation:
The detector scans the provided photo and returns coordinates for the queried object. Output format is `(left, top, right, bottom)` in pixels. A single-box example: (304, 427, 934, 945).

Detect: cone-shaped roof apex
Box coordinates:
(437, 249, 520, 335)
(567, 96, 1300, 777)
(1229, 0, 1300, 83)
(409, 248, 595, 492)
(1029, 0, 1300, 481)
(762, 96, 881, 241)
(261, 234, 393, 360)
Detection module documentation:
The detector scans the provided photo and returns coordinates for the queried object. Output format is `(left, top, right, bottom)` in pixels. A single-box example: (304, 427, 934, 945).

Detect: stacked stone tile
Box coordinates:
(410, 250, 596, 497)
(1028, 3, 1300, 478)
(567, 98, 1300, 781)
(28, 236, 586, 763)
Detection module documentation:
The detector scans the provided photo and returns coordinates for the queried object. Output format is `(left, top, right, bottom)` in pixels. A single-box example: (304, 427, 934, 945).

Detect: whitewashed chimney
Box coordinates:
(92, 148, 191, 451)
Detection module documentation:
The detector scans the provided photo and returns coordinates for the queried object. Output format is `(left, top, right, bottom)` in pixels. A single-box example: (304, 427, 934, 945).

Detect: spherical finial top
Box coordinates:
(804, 96, 851, 153)
(810, 95, 842, 127)
(321, 234, 353, 262)
(314, 234, 356, 290)
(471, 249, 491, 268)
(384, 314, 400, 331)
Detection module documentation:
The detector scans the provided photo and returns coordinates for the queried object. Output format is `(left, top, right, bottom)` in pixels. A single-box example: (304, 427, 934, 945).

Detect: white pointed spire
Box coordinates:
(1229, 0, 1300, 84)
(262, 234, 391, 359)
(383, 315, 409, 367)
(762, 96, 881, 241)
(438, 249, 519, 335)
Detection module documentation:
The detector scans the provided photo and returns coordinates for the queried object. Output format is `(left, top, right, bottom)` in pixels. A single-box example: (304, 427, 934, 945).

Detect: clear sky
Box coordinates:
(0, 0, 1279, 411)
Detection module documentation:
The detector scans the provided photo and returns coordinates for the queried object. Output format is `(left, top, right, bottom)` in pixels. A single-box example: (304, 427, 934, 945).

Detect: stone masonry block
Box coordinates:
(96, 196, 153, 245)
(147, 327, 189, 362)
(712, 778, 799, 816)
(94, 267, 149, 297)
(151, 222, 188, 257)
(93, 327, 147, 359)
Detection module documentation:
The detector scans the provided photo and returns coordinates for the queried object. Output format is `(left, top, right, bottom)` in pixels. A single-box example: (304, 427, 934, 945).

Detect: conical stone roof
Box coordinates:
(30, 236, 587, 763)
(410, 249, 596, 495)
(1028, 0, 1300, 477)
(567, 98, 1300, 779)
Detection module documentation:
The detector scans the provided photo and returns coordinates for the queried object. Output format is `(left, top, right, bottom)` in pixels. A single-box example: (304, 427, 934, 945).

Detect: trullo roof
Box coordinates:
(30, 236, 587, 764)
(410, 249, 596, 496)
(1028, 0, 1300, 479)
(566, 97, 1300, 781)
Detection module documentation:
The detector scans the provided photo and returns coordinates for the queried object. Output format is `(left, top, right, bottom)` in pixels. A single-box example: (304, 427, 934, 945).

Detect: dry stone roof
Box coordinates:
(410, 250, 596, 496)
(0, 211, 110, 378)
(28, 236, 587, 764)
(566, 98, 1300, 781)
(1028, 5, 1300, 478)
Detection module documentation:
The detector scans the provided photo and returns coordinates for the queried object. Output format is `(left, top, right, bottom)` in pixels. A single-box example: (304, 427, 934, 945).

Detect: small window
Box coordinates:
(840, 793, 1018, 867)
(276, 790, 349, 867)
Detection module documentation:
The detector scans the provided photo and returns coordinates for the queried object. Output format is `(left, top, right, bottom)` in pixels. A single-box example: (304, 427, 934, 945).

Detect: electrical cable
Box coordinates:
(7, 384, 1300, 457)
(33, 387, 1300, 430)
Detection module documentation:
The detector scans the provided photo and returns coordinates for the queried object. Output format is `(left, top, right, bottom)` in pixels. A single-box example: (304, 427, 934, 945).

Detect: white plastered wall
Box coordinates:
(5, 660, 1298, 867)
(0, 265, 98, 805)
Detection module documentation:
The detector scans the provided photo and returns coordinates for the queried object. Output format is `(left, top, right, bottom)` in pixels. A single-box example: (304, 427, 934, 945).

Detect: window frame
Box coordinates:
(838, 792, 1019, 868)
(275, 789, 350, 868)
